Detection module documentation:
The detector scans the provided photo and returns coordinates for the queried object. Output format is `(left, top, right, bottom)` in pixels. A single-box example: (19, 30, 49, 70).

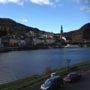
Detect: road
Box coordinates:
(20, 63, 90, 90)
(61, 70, 90, 90)
(20, 70, 90, 90)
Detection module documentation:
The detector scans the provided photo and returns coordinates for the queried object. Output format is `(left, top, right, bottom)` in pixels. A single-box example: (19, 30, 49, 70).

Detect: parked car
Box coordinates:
(63, 72, 82, 83)
(40, 75, 63, 90)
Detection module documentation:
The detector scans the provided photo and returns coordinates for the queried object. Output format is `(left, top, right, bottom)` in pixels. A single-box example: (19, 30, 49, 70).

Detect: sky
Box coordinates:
(0, 0, 90, 33)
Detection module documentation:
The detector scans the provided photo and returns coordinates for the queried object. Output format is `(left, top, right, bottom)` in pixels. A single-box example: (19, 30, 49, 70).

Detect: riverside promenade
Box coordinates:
(0, 61, 90, 90)
(20, 61, 90, 90)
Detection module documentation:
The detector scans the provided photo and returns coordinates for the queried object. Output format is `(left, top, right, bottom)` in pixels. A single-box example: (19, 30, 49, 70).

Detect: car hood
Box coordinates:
(41, 84, 50, 90)
(64, 76, 71, 81)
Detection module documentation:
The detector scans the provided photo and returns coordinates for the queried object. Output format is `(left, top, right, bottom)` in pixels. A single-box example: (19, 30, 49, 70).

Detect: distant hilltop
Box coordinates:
(0, 18, 90, 44)
(0, 18, 48, 37)
(0, 18, 16, 24)
(65, 23, 90, 43)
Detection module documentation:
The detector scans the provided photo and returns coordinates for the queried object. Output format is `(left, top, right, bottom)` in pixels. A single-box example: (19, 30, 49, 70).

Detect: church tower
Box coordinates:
(61, 25, 63, 34)
(60, 25, 63, 39)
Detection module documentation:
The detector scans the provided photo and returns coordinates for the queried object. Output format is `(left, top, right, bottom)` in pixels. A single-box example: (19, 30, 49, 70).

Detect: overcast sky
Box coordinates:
(0, 0, 90, 33)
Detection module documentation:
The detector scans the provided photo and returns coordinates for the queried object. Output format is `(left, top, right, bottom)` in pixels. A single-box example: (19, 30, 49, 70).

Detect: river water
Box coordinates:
(0, 48, 90, 84)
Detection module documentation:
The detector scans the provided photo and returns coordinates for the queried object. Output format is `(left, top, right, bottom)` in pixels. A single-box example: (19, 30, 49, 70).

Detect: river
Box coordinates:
(0, 48, 90, 84)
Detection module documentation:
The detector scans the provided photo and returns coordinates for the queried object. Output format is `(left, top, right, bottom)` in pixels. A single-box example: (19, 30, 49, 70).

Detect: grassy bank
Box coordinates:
(0, 61, 90, 90)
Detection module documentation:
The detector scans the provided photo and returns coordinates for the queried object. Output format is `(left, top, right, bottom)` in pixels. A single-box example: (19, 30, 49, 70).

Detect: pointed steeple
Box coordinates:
(61, 25, 63, 34)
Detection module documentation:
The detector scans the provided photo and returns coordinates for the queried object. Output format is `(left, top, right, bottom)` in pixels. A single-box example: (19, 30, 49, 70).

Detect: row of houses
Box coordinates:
(0, 34, 63, 48)
(0, 26, 67, 48)
(0, 36, 26, 47)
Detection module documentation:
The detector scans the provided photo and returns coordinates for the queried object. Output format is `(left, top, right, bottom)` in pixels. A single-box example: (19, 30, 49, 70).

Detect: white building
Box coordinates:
(33, 38, 44, 45)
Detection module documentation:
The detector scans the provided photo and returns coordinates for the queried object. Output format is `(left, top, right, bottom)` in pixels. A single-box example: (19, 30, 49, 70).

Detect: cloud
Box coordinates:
(0, 0, 62, 7)
(22, 18, 28, 23)
(80, 6, 90, 13)
(73, 0, 81, 4)
(0, 0, 27, 5)
(73, 0, 90, 13)
(81, 0, 90, 13)
(30, 0, 62, 7)
(74, 0, 90, 5)
(30, 0, 50, 5)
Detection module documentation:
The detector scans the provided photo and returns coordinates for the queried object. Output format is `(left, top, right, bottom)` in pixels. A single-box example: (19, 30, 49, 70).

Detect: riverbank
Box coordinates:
(0, 44, 90, 53)
(0, 47, 19, 52)
(0, 46, 48, 53)
(0, 60, 90, 90)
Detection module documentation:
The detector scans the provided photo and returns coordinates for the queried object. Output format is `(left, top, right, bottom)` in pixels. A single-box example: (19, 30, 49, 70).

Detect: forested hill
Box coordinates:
(0, 18, 90, 43)
(0, 18, 46, 37)
(65, 23, 90, 43)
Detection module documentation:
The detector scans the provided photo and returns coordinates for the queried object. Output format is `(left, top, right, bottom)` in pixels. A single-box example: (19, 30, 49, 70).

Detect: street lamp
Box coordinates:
(66, 59, 71, 72)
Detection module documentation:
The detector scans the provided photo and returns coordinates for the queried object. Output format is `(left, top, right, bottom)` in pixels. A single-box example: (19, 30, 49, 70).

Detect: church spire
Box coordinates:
(61, 25, 63, 34)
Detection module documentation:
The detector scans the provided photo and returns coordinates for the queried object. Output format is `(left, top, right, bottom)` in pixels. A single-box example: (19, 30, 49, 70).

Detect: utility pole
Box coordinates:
(66, 59, 71, 72)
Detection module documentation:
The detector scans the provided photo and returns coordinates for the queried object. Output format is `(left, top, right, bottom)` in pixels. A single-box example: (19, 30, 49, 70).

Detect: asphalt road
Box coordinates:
(61, 70, 90, 90)
(20, 63, 90, 90)
(21, 70, 90, 90)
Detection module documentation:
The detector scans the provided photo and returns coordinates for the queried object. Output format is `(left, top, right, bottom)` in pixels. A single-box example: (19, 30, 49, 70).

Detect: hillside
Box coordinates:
(0, 18, 46, 37)
(0, 18, 90, 44)
(81, 23, 90, 40)
(65, 23, 90, 43)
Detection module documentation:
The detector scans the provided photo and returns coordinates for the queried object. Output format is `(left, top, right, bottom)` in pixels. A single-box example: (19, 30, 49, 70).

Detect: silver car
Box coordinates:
(40, 75, 63, 90)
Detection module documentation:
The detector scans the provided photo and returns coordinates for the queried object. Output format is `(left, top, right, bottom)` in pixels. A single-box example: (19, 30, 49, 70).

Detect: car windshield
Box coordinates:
(67, 72, 78, 77)
(43, 76, 60, 87)
(44, 79, 52, 87)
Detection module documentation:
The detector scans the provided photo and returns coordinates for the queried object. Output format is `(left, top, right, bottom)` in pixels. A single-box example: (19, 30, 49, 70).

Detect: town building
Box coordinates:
(60, 25, 67, 44)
